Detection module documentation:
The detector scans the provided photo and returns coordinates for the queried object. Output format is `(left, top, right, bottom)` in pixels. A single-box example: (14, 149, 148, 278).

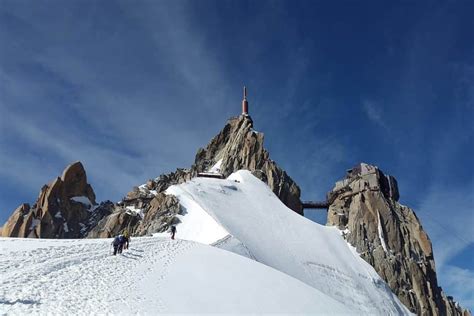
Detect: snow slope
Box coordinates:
(0, 237, 351, 314)
(153, 186, 229, 245)
(166, 170, 412, 315)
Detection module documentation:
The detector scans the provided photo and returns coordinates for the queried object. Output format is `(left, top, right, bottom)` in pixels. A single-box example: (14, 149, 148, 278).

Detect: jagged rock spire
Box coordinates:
(1, 161, 111, 238)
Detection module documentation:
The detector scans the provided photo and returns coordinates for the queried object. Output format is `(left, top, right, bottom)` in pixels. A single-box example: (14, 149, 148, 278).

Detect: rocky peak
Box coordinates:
(326, 162, 470, 316)
(193, 115, 302, 213)
(90, 114, 303, 238)
(145, 114, 302, 214)
(60, 161, 96, 201)
(1, 161, 111, 238)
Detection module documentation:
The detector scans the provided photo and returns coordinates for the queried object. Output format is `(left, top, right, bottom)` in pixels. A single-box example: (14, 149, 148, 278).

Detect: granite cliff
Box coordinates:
(326, 163, 469, 316)
(1, 162, 112, 238)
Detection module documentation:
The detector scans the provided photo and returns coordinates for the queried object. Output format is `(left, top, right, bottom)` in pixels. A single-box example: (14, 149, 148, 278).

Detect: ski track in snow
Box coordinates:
(0, 237, 191, 314)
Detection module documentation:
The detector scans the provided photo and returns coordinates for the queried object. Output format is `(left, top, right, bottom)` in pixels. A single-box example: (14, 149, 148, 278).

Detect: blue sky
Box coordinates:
(1, 0, 473, 309)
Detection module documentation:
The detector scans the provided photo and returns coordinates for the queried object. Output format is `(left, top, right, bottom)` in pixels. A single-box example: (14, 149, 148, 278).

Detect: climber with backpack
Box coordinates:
(123, 230, 130, 250)
(112, 234, 125, 255)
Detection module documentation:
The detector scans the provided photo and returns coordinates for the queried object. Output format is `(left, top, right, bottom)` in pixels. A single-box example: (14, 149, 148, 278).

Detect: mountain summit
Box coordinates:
(88, 114, 303, 238)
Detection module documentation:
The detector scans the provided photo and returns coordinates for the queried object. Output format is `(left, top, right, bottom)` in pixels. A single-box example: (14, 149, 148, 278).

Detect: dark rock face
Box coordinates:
(87, 204, 141, 238)
(135, 193, 181, 236)
(92, 115, 303, 237)
(87, 194, 180, 238)
(1, 162, 112, 238)
(326, 163, 470, 316)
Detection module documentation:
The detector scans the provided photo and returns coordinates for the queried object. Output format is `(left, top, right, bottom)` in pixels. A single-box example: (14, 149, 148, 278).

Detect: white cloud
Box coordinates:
(416, 180, 474, 311)
(0, 1, 239, 215)
(362, 99, 388, 130)
(440, 265, 474, 311)
(417, 181, 474, 270)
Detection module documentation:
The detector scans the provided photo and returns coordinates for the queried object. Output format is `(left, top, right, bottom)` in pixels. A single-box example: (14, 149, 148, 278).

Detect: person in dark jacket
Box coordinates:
(112, 234, 125, 255)
(170, 225, 177, 240)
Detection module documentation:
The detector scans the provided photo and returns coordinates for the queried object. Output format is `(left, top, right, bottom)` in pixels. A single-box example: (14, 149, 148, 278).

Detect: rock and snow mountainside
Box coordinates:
(1, 162, 113, 238)
(0, 237, 350, 314)
(326, 163, 469, 316)
(2, 115, 301, 239)
(1, 114, 470, 315)
(0, 170, 406, 315)
(161, 170, 411, 315)
(89, 115, 303, 238)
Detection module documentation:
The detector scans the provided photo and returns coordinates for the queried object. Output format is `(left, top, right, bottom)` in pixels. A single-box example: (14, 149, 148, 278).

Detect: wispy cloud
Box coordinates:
(362, 99, 388, 130)
(417, 181, 474, 270)
(0, 1, 238, 219)
(440, 266, 474, 311)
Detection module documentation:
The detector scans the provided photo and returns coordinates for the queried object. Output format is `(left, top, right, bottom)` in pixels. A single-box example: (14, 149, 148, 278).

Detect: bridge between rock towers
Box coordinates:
(302, 200, 329, 210)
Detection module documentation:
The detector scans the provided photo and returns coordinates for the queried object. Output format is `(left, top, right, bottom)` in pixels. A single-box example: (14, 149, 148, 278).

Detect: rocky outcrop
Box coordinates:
(87, 194, 181, 238)
(134, 193, 181, 235)
(87, 204, 140, 238)
(326, 163, 470, 316)
(1, 162, 112, 238)
(93, 114, 303, 237)
(143, 115, 301, 214)
(192, 115, 302, 214)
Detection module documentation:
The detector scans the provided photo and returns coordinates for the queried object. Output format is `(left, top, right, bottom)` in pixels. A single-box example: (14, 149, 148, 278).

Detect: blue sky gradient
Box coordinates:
(0, 0, 473, 309)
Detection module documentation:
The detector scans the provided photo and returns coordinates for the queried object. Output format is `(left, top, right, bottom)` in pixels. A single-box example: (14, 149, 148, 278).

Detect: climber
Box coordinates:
(170, 225, 177, 240)
(123, 230, 130, 250)
(112, 234, 125, 255)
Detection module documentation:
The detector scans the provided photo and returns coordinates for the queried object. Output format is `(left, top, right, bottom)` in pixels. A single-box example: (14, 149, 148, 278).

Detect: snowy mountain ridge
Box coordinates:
(0, 170, 410, 315)
(161, 170, 411, 315)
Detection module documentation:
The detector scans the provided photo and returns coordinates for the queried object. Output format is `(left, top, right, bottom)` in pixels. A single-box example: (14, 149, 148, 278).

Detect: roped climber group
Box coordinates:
(112, 230, 130, 255)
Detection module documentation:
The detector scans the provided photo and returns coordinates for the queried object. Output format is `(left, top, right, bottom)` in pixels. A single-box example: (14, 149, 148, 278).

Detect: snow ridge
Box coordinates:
(165, 170, 411, 315)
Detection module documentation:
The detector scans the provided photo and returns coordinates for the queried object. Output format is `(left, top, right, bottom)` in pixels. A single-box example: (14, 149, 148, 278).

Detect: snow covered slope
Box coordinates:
(166, 170, 412, 315)
(0, 237, 350, 314)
